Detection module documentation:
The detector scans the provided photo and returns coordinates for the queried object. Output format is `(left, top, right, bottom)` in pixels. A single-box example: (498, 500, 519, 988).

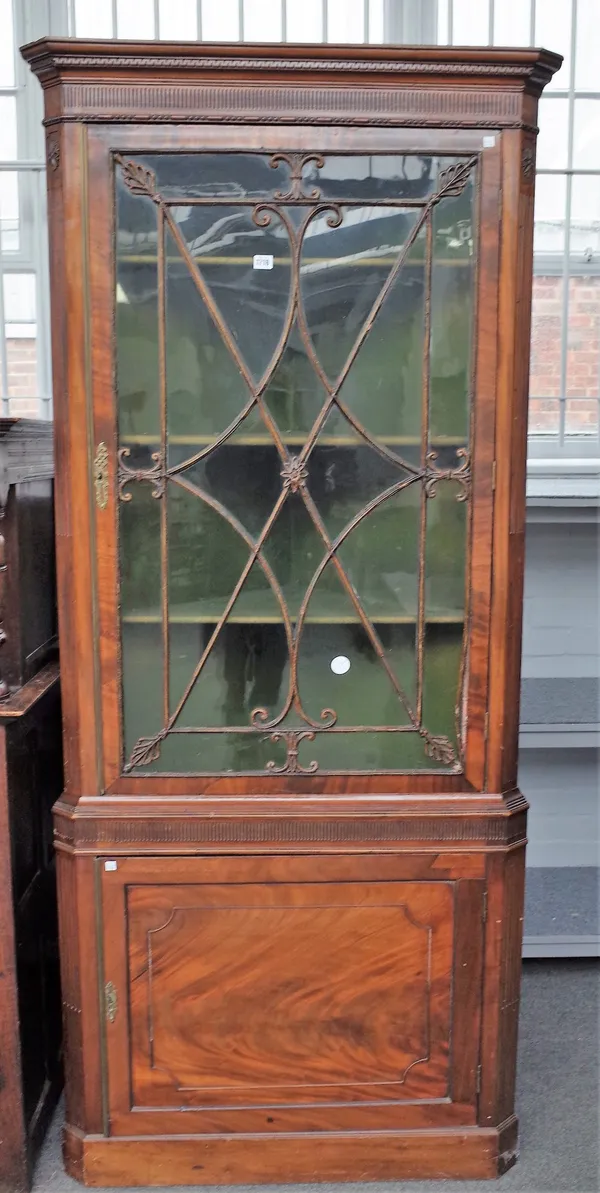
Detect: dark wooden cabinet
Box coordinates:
(23, 37, 560, 1184)
(0, 421, 62, 1192)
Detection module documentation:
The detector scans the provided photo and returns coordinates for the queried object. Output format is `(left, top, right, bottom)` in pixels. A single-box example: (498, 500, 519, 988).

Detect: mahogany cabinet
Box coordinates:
(23, 37, 560, 1185)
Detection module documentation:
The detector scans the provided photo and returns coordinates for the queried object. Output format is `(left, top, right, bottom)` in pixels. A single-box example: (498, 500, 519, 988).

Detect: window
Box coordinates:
(4, 0, 598, 460)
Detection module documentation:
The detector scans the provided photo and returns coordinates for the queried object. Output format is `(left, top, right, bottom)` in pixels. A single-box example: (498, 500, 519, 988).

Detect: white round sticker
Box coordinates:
(330, 655, 351, 675)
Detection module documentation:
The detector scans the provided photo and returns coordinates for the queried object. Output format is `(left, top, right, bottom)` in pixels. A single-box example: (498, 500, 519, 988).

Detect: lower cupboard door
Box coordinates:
(101, 856, 484, 1134)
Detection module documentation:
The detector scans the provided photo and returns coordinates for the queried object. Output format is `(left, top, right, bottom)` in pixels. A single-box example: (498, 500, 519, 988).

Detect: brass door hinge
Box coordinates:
(492, 460, 497, 492)
(484, 710, 489, 741)
(482, 890, 488, 924)
(476, 1064, 482, 1095)
(105, 980, 117, 1023)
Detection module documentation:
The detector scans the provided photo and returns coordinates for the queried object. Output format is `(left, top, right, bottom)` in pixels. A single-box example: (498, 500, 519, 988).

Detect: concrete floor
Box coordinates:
(34, 961, 599, 1193)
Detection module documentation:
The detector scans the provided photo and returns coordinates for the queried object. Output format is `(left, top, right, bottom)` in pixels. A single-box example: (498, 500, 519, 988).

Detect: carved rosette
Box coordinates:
(280, 455, 309, 493)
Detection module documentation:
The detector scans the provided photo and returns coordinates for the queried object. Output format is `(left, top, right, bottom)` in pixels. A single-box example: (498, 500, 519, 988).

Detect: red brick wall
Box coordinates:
(6, 338, 39, 418)
(530, 275, 600, 437)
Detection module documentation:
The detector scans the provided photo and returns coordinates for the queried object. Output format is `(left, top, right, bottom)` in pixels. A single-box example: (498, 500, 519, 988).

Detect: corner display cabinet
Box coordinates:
(23, 37, 560, 1186)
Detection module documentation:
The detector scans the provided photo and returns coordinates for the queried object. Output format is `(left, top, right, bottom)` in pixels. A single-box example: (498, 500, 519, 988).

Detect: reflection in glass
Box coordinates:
(116, 150, 476, 775)
(168, 203, 291, 385)
(429, 184, 474, 441)
(301, 205, 421, 384)
(116, 181, 160, 438)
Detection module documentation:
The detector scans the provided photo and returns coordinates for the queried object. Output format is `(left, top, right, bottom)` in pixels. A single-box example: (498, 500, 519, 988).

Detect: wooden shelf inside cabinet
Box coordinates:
(123, 608, 465, 626)
(120, 435, 468, 447)
(22, 34, 561, 1187)
(118, 255, 474, 267)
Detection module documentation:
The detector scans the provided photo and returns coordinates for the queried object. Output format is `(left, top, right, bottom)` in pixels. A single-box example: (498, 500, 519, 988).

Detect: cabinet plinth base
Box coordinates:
(63, 1120, 519, 1186)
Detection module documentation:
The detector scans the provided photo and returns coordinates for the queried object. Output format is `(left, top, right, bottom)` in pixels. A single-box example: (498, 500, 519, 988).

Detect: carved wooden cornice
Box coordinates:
(21, 40, 562, 129)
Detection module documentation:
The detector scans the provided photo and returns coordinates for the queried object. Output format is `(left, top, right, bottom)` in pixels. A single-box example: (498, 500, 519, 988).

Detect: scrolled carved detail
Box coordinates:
(425, 448, 471, 501)
(270, 152, 325, 200)
(117, 447, 165, 501)
(266, 731, 319, 776)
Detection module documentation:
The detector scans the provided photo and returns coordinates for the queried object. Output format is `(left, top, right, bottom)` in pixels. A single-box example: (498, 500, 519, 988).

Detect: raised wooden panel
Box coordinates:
(128, 881, 451, 1110)
(100, 856, 484, 1137)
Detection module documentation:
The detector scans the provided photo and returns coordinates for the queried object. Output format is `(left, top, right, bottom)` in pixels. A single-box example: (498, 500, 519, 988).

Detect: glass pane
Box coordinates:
(564, 398, 599, 438)
(174, 623, 290, 736)
(300, 205, 422, 393)
(534, 174, 567, 255)
(493, 0, 531, 46)
(286, 0, 323, 41)
(176, 413, 281, 539)
(334, 228, 426, 443)
(297, 728, 449, 772)
(528, 397, 560, 437)
(451, 0, 489, 45)
(575, 0, 600, 91)
(537, 98, 569, 170)
(534, 0, 571, 91)
(0, 0, 14, 86)
(0, 172, 19, 252)
(74, 0, 113, 37)
(573, 100, 600, 170)
(120, 485, 163, 761)
(566, 276, 600, 404)
(201, 0, 240, 40)
(296, 617, 416, 734)
(314, 155, 445, 203)
(244, 0, 282, 41)
(429, 180, 475, 442)
(327, 0, 365, 43)
(117, 0, 155, 37)
(422, 627, 463, 755)
(156, 727, 287, 774)
(164, 221, 252, 443)
(140, 151, 289, 199)
(529, 275, 563, 403)
(3, 273, 36, 322)
(570, 176, 600, 261)
(262, 341, 327, 437)
(159, 0, 197, 38)
(0, 97, 17, 161)
(6, 329, 38, 410)
(169, 203, 291, 386)
(117, 152, 473, 775)
(425, 479, 467, 621)
(116, 178, 160, 439)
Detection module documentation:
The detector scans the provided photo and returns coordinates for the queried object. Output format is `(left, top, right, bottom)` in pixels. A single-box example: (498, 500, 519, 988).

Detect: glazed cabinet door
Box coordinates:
(101, 855, 485, 1134)
(92, 129, 498, 794)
